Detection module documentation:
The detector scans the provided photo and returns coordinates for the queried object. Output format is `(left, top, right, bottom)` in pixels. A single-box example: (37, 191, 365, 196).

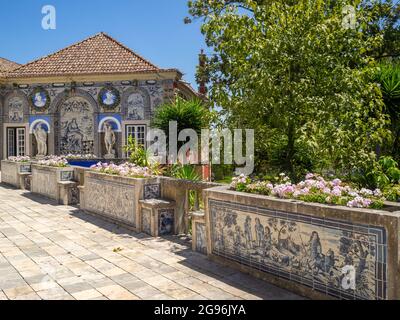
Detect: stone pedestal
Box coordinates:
(58, 181, 79, 205)
(104, 153, 116, 159)
(139, 199, 176, 237)
(191, 210, 207, 254)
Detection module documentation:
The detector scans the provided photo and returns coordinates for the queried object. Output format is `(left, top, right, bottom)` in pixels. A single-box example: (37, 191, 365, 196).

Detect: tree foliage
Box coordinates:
(374, 61, 400, 156)
(188, 0, 392, 178)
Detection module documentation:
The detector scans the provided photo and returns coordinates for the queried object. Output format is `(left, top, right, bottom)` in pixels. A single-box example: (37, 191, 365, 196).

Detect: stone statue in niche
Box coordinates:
(104, 122, 116, 159)
(34, 124, 48, 157)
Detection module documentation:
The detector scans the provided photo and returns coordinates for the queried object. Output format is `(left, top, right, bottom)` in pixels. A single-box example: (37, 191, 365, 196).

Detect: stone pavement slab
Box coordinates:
(0, 183, 304, 300)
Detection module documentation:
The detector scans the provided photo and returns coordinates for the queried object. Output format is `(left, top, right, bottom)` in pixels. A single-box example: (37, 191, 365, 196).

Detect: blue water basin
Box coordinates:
(67, 159, 101, 168)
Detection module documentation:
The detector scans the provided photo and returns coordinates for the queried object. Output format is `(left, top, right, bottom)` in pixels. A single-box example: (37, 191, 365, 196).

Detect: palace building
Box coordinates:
(0, 32, 200, 160)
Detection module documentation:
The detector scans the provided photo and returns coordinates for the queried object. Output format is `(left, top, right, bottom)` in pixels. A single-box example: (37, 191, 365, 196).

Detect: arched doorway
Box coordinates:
(56, 96, 95, 155)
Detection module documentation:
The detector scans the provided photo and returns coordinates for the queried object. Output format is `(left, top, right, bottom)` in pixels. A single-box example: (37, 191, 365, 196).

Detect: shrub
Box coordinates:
(124, 136, 151, 167)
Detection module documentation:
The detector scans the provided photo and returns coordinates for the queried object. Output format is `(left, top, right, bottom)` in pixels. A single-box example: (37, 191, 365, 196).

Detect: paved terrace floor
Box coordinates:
(0, 183, 303, 300)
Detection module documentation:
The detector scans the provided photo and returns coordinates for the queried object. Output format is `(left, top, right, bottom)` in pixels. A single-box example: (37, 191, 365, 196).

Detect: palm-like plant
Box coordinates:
(376, 63, 400, 103)
(171, 164, 201, 181)
(152, 97, 208, 143)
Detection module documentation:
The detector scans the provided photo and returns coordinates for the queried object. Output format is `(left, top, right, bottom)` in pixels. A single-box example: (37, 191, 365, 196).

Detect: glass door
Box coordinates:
(7, 127, 26, 157)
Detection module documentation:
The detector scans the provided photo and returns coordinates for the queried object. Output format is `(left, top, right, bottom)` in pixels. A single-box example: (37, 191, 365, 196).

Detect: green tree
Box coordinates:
(362, 0, 400, 59)
(375, 62, 400, 157)
(188, 0, 390, 178)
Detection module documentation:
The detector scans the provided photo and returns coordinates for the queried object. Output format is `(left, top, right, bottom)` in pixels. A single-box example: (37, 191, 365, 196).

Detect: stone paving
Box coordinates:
(0, 183, 303, 300)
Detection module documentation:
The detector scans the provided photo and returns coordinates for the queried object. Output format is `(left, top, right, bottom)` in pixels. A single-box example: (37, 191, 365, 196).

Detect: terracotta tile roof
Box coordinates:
(7, 32, 179, 78)
(0, 57, 20, 78)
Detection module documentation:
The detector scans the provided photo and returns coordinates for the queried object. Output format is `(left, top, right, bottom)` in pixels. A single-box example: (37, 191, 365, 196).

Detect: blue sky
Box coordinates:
(0, 0, 206, 88)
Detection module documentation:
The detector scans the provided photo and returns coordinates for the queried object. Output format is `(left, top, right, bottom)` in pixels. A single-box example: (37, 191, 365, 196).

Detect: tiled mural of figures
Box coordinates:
(84, 178, 137, 226)
(8, 97, 24, 122)
(24, 175, 31, 191)
(209, 200, 387, 300)
(126, 92, 145, 120)
(196, 223, 207, 254)
(159, 209, 174, 235)
(68, 186, 80, 205)
(19, 164, 31, 173)
(60, 170, 74, 181)
(144, 184, 161, 200)
(59, 97, 94, 155)
(142, 208, 152, 235)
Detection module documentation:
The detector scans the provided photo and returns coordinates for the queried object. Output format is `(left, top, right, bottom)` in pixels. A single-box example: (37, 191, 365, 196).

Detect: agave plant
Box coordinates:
(375, 62, 400, 106)
(171, 164, 201, 181)
(152, 97, 209, 148)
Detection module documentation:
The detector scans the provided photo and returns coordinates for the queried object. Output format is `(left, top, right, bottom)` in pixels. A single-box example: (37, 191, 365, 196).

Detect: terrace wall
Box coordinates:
(203, 186, 400, 300)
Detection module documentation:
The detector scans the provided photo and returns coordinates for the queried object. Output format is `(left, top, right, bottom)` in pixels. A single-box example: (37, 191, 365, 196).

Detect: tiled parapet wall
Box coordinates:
(1, 160, 21, 187)
(81, 171, 160, 230)
(31, 164, 75, 202)
(1, 160, 32, 189)
(204, 186, 400, 300)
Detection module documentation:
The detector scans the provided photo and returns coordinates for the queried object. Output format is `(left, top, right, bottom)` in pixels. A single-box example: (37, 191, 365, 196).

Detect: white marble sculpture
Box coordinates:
(104, 122, 116, 159)
(34, 124, 48, 157)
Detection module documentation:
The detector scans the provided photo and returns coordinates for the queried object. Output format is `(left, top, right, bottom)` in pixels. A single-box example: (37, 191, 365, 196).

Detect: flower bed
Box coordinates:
(90, 162, 153, 178)
(230, 173, 384, 209)
(8, 156, 31, 163)
(37, 156, 69, 168)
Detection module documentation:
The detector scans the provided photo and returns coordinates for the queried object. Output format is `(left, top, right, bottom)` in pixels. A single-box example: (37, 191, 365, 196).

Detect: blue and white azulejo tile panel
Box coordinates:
(209, 199, 387, 300)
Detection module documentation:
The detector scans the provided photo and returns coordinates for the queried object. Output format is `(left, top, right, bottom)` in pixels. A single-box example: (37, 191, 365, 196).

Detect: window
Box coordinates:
(125, 125, 146, 158)
(7, 127, 25, 157)
(126, 125, 146, 147)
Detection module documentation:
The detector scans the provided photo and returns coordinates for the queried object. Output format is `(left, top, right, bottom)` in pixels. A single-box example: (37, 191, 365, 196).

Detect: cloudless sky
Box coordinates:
(0, 0, 206, 88)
